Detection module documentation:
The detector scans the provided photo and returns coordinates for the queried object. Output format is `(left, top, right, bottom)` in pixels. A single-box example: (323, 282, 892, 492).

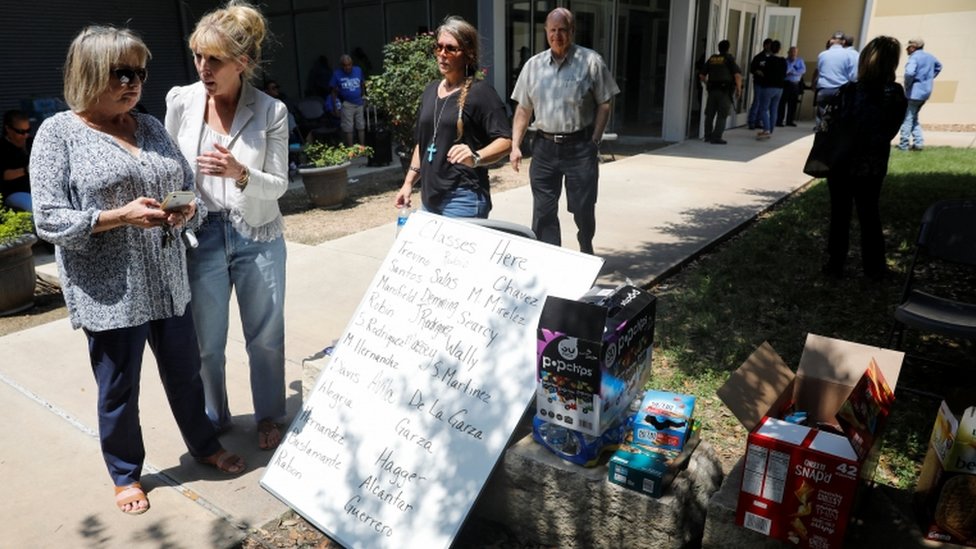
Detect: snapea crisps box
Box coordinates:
(536, 285, 656, 436)
(915, 399, 976, 546)
(717, 334, 904, 549)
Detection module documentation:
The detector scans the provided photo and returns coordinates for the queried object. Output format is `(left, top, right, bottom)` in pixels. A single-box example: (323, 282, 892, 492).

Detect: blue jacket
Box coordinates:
(904, 49, 942, 101)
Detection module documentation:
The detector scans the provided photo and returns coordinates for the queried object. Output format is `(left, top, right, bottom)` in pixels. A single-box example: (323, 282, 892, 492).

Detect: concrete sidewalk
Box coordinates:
(4, 125, 973, 548)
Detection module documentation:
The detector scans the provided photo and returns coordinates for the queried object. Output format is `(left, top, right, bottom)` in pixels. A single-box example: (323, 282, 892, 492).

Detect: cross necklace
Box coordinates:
(426, 87, 456, 163)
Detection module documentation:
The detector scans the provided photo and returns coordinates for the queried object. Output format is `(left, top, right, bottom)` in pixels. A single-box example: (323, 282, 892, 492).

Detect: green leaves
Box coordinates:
(0, 195, 34, 244)
(302, 143, 373, 168)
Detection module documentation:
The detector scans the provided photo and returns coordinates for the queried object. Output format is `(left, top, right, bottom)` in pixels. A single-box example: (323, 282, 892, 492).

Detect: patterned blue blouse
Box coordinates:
(30, 111, 202, 331)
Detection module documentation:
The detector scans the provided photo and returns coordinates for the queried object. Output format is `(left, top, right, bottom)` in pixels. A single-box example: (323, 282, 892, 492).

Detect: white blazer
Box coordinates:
(165, 81, 289, 228)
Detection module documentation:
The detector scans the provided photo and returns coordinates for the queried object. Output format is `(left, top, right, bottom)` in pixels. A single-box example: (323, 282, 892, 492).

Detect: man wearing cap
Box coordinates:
(815, 32, 857, 122)
(899, 38, 942, 151)
(510, 7, 619, 254)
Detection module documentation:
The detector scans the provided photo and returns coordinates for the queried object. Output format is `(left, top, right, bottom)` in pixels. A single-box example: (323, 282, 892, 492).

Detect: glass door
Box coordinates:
(763, 7, 801, 49)
(727, 1, 758, 128)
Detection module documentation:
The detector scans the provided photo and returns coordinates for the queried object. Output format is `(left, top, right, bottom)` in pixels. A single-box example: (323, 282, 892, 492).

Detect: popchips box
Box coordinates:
(536, 285, 656, 436)
(717, 334, 904, 549)
(915, 399, 976, 547)
(633, 390, 696, 451)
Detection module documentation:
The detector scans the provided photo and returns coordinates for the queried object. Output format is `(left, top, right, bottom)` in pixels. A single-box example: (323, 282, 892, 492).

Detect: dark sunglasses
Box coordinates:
(112, 66, 148, 85)
(7, 126, 30, 135)
(433, 43, 462, 55)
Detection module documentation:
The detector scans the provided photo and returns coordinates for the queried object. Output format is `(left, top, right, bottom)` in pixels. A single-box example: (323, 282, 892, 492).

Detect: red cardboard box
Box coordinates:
(717, 334, 904, 549)
(915, 398, 976, 546)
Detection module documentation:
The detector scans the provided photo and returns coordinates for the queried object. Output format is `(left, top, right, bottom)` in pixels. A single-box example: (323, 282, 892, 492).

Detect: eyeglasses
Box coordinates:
(433, 43, 462, 55)
(112, 66, 148, 85)
(7, 127, 30, 135)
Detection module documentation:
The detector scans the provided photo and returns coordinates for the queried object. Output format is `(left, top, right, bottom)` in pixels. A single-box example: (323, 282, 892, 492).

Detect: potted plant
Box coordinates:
(0, 194, 37, 315)
(297, 142, 373, 209)
(365, 32, 440, 171)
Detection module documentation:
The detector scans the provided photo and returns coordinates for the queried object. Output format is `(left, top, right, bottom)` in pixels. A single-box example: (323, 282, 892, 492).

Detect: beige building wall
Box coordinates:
(865, 0, 975, 128)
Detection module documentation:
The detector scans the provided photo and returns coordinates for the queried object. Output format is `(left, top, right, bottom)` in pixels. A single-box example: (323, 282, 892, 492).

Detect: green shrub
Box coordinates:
(300, 142, 373, 168)
(0, 194, 34, 244)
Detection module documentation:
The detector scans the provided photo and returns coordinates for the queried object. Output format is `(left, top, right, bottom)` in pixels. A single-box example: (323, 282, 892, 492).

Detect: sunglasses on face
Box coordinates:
(112, 66, 148, 85)
(7, 126, 30, 135)
(433, 43, 462, 55)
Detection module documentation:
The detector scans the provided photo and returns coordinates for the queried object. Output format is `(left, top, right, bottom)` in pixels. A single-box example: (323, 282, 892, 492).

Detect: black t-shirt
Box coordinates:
(701, 53, 741, 90)
(765, 56, 788, 88)
(413, 79, 512, 211)
(0, 138, 30, 196)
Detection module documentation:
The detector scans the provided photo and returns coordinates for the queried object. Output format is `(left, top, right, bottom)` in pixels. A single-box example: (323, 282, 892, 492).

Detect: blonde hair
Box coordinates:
(189, 0, 268, 81)
(436, 16, 480, 141)
(63, 26, 151, 112)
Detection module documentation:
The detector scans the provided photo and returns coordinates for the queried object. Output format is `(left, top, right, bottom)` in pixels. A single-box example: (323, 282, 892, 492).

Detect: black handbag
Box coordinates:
(803, 84, 854, 178)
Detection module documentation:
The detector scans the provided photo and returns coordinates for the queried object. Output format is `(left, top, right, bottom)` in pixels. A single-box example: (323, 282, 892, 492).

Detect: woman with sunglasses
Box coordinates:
(30, 25, 246, 516)
(394, 16, 512, 218)
(165, 1, 289, 451)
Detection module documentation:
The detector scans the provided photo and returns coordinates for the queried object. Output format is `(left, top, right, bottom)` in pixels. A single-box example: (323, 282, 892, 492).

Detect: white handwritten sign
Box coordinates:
(261, 212, 603, 549)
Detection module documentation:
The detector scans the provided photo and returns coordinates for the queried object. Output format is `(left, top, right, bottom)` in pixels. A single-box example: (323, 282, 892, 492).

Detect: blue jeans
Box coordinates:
(187, 213, 287, 429)
(899, 99, 926, 150)
(85, 310, 221, 486)
(423, 186, 489, 218)
(529, 138, 599, 253)
(756, 86, 784, 134)
(3, 192, 32, 212)
(748, 85, 764, 128)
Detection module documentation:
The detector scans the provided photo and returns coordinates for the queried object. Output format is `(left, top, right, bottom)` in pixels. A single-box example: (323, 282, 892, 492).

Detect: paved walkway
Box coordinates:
(4, 125, 973, 548)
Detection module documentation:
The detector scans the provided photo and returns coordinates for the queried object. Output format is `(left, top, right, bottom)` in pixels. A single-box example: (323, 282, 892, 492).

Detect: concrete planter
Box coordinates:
(298, 162, 350, 209)
(0, 233, 38, 316)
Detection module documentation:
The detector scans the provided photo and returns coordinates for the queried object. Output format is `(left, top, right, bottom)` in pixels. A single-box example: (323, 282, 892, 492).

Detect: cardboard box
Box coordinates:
(717, 334, 904, 549)
(608, 429, 701, 497)
(915, 399, 976, 546)
(632, 390, 696, 451)
(536, 285, 656, 436)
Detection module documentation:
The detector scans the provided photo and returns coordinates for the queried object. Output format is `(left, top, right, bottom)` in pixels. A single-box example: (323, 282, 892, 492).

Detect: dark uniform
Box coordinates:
(699, 52, 742, 143)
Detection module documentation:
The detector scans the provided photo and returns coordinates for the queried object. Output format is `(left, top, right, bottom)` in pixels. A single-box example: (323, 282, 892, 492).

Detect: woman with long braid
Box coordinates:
(394, 16, 511, 218)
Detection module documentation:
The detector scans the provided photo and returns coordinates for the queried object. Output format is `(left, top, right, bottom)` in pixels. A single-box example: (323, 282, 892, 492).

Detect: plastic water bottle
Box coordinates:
(536, 420, 580, 456)
(395, 206, 411, 238)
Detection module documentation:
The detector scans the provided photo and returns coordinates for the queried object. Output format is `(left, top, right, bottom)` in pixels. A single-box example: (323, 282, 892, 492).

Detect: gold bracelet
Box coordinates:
(235, 167, 249, 190)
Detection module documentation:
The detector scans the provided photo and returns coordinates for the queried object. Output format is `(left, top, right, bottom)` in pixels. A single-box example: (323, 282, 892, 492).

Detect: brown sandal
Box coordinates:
(115, 482, 150, 515)
(197, 448, 246, 474)
(258, 420, 283, 450)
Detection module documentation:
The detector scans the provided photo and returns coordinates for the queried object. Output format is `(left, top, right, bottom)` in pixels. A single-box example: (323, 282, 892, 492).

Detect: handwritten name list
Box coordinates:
(262, 212, 602, 549)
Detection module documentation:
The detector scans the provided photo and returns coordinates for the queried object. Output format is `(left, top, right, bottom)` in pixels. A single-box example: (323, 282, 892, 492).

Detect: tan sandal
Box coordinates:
(258, 420, 283, 451)
(115, 482, 150, 515)
(197, 448, 246, 474)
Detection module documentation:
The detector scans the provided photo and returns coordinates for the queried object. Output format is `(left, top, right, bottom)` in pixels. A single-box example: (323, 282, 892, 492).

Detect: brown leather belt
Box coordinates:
(536, 128, 590, 144)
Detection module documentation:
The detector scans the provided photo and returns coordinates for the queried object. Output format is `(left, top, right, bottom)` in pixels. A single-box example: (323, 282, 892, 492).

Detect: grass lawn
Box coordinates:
(646, 146, 976, 488)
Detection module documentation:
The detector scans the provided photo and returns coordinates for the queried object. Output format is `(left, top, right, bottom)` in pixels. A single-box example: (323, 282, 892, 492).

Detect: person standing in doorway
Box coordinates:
(777, 46, 805, 126)
(747, 38, 773, 130)
(898, 38, 941, 151)
(698, 40, 742, 145)
(509, 7, 619, 254)
(755, 40, 786, 140)
(330, 54, 366, 146)
(0, 110, 32, 212)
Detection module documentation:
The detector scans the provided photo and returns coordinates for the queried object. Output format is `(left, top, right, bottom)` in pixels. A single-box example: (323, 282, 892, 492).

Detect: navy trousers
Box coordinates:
(529, 138, 600, 253)
(85, 309, 221, 486)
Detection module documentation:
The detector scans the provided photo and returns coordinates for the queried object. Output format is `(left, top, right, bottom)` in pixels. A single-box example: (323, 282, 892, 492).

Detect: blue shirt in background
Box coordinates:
(817, 44, 857, 89)
(330, 66, 364, 106)
(904, 49, 942, 101)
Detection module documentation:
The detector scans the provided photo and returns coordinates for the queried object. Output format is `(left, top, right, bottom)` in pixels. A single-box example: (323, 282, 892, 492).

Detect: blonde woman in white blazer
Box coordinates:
(165, 1, 289, 451)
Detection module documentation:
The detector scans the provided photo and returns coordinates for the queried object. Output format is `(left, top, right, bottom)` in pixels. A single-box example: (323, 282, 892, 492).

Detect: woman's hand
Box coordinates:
(394, 182, 413, 209)
(108, 197, 169, 231)
(165, 202, 196, 228)
(446, 144, 477, 167)
(197, 142, 246, 180)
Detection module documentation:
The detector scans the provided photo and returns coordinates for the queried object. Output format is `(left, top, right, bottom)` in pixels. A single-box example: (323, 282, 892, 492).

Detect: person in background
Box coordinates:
(755, 40, 786, 140)
(394, 16, 512, 219)
(330, 54, 366, 146)
(31, 25, 245, 516)
(777, 46, 805, 127)
(509, 7, 619, 253)
(822, 36, 907, 280)
(165, 0, 289, 451)
(1, 110, 32, 211)
(816, 31, 858, 123)
(698, 39, 742, 145)
(898, 38, 942, 151)
(747, 38, 773, 130)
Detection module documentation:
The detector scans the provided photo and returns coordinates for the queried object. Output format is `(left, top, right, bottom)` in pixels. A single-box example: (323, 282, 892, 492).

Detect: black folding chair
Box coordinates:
(888, 199, 976, 351)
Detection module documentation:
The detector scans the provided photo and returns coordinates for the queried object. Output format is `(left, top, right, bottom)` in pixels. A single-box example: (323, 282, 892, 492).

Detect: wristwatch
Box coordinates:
(471, 150, 481, 168)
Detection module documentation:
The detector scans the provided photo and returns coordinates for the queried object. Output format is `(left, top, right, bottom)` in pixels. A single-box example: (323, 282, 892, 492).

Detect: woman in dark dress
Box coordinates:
(823, 36, 907, 280)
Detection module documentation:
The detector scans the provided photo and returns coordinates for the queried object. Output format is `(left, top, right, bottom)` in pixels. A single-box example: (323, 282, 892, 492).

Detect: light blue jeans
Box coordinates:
(756, 86, 784, 134)
(899, 99, 926, 150)
(187, 213, 287, 429)
(422, 186, 489, 218)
